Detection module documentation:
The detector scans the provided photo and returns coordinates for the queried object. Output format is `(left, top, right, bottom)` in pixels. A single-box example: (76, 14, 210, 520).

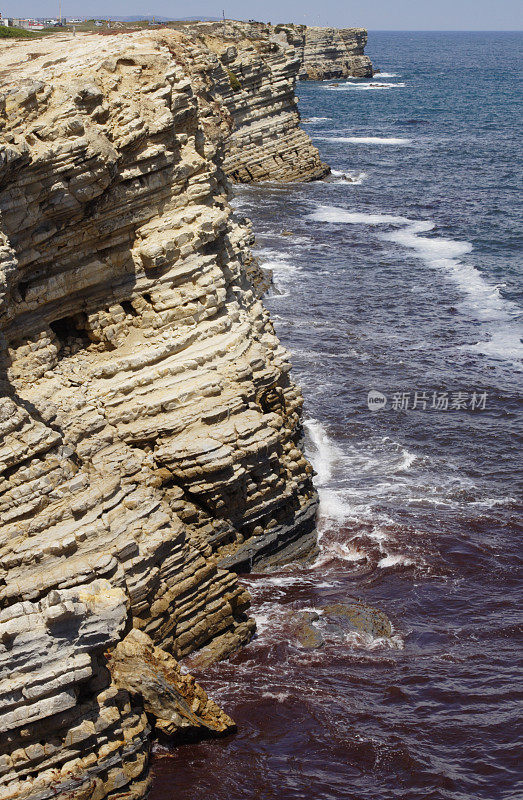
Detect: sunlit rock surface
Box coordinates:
(0, 29, 318, 800)
(273, 24, 373, 80)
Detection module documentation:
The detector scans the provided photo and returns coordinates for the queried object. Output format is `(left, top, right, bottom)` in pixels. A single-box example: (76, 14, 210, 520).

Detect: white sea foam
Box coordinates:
(252, 575, 303, 588)
(261, 691, 291, 702)
(315, 135, 412, 145)
(303, 418, 360, 535)
(328, 542, 367, 562)
(398, 449, 418, 471)
(303, 417, 342, 487)
(365, 528, 391, 543)
(324, 82, 405, 91)
(302, 116, 332, 123)
(374, 72, 400, 78)
(253, 609, 284, 634)
(301, 417, 426, 575)
(304, 417, 421, 524)
(258, 247, 302, 295)
(262, 257, 300, 276)
(317, 489, 355, 525)
(328, 169, 367, 185)
(307, 204, 523, 365)
(468, 329, 523, 362)
(345, 630, 405, 650)
(470, 495, 517, 509)
(378, 554, 414, 569)
(308, 208, 407, 225)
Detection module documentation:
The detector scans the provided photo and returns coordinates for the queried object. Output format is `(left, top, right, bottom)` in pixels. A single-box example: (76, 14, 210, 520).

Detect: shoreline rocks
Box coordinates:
(107, 629, 237, 740)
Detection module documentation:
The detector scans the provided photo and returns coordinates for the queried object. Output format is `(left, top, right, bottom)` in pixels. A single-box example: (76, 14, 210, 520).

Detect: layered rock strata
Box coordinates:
(178, 20, 373, 178)
(176, 19, 331, 182)
(0, 29, 318, 800)
(273, 24, 373, 80)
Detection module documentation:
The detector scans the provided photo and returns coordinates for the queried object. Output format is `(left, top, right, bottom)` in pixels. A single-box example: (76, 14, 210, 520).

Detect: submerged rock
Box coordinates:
(291, 610, 325, 649)
(322, 601, 393, 638)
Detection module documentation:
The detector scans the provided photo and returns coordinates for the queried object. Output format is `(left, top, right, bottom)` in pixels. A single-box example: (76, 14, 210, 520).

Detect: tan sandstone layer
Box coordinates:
(0, 27, 320, 800)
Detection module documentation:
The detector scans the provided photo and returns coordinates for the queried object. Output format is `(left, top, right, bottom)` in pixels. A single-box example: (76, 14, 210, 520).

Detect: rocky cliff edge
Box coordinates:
(0, 28, 320, 800)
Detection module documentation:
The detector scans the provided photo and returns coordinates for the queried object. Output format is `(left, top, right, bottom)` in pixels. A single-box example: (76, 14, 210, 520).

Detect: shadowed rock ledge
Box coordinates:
(0, 27, 321, 800)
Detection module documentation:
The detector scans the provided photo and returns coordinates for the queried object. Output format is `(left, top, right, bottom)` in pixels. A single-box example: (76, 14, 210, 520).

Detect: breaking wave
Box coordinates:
(314, 135, 412, 145)
(324, 81, 406, 91)
(306, 205, 523, 365)
(328, 169, 367, 185)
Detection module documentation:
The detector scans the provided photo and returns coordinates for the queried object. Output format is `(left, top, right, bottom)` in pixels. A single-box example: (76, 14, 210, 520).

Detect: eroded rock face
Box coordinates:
(0, 580, 152, 800)
(177, 20, 373, 177)
(107, 628, 236, 739)
(274, 24, 373, 80)
(0, 29, 318, 800)
(173, 20, 331, 182)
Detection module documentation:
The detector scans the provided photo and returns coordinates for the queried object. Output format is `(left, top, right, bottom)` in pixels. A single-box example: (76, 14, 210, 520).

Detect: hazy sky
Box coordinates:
(3, 0, 522, 29)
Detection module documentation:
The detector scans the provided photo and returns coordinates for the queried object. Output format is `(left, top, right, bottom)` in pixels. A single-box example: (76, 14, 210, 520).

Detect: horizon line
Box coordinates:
(366, 28, 522, 32)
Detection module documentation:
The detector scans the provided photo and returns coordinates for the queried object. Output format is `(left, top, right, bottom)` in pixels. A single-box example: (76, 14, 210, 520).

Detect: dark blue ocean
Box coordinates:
(151, 32, 523, 800)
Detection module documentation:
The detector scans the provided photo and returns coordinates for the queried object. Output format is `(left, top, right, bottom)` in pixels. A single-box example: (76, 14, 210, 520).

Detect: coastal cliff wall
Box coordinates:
(0, 29, 318, 800)
(178, 20, 331, 182)
(273, 24, 373, 80)
(175, 19, 373, 180)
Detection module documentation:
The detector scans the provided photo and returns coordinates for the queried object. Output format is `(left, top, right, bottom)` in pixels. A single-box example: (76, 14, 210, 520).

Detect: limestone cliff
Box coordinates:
(0, 29, 318, 800)
(273, 24, 373, 80)
(177, 20, 373, 179)
(175, 19, 331, 182)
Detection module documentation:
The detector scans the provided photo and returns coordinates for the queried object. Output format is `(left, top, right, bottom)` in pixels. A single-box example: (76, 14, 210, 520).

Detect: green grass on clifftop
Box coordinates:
(0, 25, 56, 38)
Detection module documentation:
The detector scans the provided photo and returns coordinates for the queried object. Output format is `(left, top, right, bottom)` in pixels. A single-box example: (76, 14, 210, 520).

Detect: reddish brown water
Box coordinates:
(150, 496, 521, 799)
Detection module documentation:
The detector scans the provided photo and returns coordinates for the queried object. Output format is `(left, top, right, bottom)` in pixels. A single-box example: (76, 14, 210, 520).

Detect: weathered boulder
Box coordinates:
(292, 610, 325, 649)
(322, 601, 393, 638)
(107, 629, 235, 738)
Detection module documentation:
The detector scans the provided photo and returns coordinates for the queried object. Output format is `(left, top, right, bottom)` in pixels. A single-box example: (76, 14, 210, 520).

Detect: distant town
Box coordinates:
(0, 13, 225, 32)
(2, 17, 80, 29)
(0, 15, 165, 30)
